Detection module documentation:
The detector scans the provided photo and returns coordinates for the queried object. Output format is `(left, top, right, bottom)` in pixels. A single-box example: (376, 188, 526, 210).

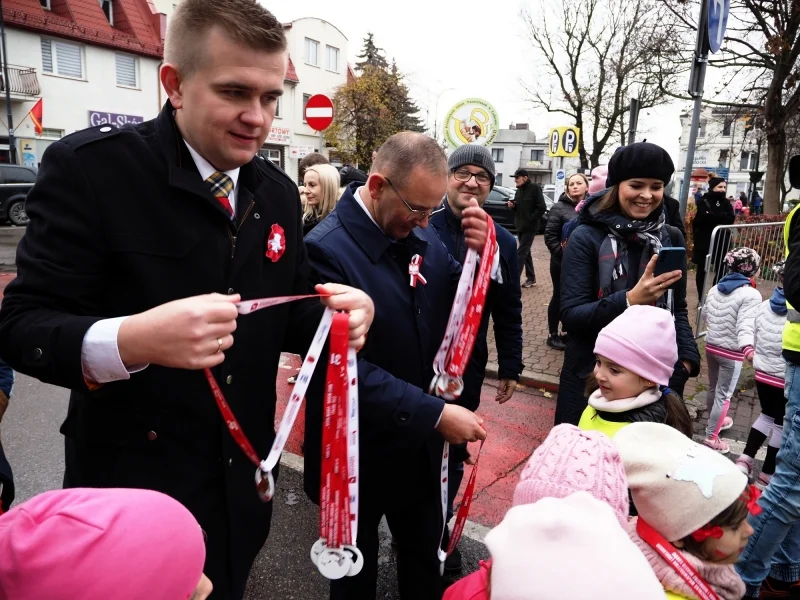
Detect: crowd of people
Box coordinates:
(0, 0, 800, 598)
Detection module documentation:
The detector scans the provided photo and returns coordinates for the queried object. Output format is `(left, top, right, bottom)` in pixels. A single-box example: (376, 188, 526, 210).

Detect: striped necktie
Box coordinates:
(205, 171, 234, 218)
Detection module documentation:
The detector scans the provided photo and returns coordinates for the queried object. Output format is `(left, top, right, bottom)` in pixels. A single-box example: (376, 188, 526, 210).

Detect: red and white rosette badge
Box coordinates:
(429, 215, 496, 573)
(310, 312, 363, 579)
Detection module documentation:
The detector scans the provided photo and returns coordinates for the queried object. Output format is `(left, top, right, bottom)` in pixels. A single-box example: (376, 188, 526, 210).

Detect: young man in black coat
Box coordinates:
(429, 144, 523, 572)
(0, 3, 373, 598)
(508, 169, 547, 287)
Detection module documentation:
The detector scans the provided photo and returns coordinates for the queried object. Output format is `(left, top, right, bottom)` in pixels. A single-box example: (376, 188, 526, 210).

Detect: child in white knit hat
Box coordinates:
(702, 246, 763, 453)
(579, 305, 693, 438)
(616, 422, 763, 600)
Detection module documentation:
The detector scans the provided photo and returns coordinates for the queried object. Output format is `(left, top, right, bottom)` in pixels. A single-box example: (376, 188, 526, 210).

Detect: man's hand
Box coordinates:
(462, 199, 489, 251)
(317, 283, 374, 351)
(495, 379, 517, 404)
(436, 404, 487, 444)
(506, 200, 516, 209)
(118, 293, 240, 370)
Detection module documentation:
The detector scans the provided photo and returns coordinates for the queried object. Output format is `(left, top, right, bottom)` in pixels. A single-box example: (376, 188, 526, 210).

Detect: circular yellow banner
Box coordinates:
(444, 98, 499, 149)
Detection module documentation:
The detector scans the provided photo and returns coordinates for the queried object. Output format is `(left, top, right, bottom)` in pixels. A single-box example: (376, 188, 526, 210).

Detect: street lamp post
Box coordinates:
(433, 88, 455, 145)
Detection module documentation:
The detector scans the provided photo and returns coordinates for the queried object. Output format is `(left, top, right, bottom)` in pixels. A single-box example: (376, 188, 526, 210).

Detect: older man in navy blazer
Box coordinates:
(304, 132, 489, 600)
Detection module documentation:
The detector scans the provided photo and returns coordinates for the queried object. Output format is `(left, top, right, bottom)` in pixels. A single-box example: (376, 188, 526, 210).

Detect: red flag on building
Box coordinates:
(28, 99, 43, 135)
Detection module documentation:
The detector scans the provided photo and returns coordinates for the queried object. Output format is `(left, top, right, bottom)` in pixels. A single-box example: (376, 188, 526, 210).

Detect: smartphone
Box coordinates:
(653, 247, 685, 279)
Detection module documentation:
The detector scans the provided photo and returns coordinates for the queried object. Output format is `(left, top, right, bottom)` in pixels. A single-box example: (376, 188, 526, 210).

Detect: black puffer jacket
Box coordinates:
(544, 193, 580, 263)
(555, 195, 701, 425)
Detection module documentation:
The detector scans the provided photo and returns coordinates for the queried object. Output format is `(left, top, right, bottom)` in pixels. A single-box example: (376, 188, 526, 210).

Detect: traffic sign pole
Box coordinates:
(678, 0, 710, 219)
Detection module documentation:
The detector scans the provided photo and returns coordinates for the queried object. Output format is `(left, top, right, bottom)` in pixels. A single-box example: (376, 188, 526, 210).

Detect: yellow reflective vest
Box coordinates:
(577, 406, 629, 438)
(784, 206, 800, 353)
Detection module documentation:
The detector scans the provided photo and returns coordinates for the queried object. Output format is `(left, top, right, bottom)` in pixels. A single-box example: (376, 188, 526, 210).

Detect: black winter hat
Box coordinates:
(708, 176, 726, 190)
(606, 143, 675, 187)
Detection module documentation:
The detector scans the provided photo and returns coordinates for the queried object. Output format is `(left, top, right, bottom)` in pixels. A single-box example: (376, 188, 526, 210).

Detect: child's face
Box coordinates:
(593, 356, 653, 400)
(701, 518, 755, 564)
(190, 574, 213, 600)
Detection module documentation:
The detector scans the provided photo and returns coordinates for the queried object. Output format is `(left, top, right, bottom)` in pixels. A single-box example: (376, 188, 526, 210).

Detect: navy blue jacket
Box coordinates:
(430, 202, 523, 411)
(303, 184, 461, 499)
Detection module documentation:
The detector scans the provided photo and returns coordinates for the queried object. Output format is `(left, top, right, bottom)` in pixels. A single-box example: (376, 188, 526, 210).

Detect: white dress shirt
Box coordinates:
(80, 141, 240, 384)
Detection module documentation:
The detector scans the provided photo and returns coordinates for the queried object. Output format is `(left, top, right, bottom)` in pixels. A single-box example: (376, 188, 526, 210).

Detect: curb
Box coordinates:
(485, 361, 560, 393)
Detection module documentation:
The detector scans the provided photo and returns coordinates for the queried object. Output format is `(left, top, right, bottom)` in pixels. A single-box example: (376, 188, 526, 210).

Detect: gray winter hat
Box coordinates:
(448, 145, 496, 188)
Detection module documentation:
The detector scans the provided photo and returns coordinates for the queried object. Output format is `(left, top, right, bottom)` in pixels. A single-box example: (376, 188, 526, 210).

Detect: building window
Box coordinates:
(40, 128, 64, 138)
(40, 0, 51, 9)
(115, 53, 138, 88)
(492, 148, 504, 163)
(302, 94, 311, 122)
(99, 0, 113, 26)
(718, 149, 729, 168)
(722, 117, 733, 136)
(530, 149, 544, 161)
(41, 39, 84, 79)
(305, 38, 319, 67)
(262, 148, 281, 168)
(326, 45, 339, 72)
(274, 96, 281, 118)
(740, 151, 757, 171)
(698, 119, 707, 137)
(496, 173, 503, 186)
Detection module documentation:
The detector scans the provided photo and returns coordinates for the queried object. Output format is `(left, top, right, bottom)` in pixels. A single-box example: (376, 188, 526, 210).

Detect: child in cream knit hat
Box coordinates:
(616, 422, 763, 600)
(443, 425, 663, 600)
(579, 305, 692, 438)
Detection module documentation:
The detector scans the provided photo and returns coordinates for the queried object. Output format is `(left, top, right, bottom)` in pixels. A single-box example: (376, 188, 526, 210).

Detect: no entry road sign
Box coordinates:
(304, 94, 334, 131)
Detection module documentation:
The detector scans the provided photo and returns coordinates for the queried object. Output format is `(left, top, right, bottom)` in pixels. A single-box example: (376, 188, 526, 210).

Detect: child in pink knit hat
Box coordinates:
(616, 422, 763, 600)
(579, 304, 693, 438)
(443, 425, 663, 599)
(0, 487, 211, 600)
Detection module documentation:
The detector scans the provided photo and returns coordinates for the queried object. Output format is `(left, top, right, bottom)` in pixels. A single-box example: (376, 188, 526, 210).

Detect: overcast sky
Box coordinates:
(265, 0, 726, 165)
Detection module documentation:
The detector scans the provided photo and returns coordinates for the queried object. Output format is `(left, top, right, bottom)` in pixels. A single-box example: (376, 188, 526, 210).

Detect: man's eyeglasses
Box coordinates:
(452, 169, 492, 186)
(384, 177, 445, 221)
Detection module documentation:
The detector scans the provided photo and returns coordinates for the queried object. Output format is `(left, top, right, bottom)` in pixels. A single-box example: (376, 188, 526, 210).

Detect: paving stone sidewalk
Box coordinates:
(485, 236, 772, 443)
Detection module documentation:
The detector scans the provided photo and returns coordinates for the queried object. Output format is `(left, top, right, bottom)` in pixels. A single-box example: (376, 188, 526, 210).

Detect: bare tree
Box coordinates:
(521, 0, 685, 168)
(663, 0, 800, 214)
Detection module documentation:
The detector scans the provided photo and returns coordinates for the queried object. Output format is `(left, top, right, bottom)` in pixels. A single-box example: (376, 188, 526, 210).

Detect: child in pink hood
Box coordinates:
(616, 422, 761, 599)
(0, 487, 211, 600)
(443, 425, 663, 600)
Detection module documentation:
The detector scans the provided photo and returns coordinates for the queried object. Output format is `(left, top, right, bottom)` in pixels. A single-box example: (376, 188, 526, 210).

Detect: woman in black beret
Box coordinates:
(555, 142, 701, 426)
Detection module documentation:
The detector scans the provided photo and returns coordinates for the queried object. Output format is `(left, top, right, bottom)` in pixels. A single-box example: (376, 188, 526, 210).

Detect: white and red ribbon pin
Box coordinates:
(409, 254, 427, 288)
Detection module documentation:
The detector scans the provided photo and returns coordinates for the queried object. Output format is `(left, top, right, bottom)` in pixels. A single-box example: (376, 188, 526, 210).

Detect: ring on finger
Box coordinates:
(216, 338, 223, 354)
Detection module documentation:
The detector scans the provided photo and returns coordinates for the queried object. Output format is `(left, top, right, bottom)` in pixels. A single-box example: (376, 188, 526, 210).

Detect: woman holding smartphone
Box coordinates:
(555, 143, 700, 426)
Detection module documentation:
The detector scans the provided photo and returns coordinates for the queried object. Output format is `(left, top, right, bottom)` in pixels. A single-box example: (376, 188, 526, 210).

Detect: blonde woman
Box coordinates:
(302, 163, 340, 236)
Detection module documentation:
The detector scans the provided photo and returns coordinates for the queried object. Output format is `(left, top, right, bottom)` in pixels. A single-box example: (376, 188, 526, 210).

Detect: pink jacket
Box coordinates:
(443, 560, 491, 600)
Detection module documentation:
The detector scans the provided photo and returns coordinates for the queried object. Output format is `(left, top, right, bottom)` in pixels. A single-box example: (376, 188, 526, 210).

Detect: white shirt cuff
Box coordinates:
(81, 316, 149, 384)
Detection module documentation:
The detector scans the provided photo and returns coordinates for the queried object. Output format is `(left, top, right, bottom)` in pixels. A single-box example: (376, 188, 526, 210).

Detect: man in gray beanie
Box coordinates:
(429, 144, 523, 573)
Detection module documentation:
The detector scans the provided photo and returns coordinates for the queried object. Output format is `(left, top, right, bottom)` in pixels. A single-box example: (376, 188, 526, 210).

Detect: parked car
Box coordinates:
(483, 184, 554, 235)
(0, 164, 35, 226)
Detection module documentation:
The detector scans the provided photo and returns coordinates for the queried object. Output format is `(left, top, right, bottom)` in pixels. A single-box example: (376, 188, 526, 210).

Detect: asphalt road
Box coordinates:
(2, 373, 488, 600)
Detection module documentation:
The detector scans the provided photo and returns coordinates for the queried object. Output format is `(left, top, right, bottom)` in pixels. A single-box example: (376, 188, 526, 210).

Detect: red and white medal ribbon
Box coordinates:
(409, 254, 427, 288)
(205, 300, 335, 503)
(637, 519, 720, 600)
(428, 216, 496, 571)
(311, 313, 363, 579)
(235, 292, 330, 315)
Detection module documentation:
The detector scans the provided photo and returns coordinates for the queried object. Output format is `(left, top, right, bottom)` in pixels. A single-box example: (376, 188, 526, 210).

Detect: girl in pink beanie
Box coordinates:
(616, 422, 763, 600)
(443, 425, 663, 599)
(579, 304, 693, 438)
(0, 487, 211, 600)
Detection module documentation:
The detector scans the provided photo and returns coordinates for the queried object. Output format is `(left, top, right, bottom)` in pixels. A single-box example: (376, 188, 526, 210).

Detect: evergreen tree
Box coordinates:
(355, 33, 388, 72)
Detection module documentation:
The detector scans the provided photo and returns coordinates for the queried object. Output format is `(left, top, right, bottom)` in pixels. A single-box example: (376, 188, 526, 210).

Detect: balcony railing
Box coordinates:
(520, 159, 552, 171)
(0, 66, 41, 97)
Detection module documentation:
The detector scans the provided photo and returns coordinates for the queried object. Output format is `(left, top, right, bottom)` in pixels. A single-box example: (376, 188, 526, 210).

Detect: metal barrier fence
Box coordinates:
(694, 221, 786, 338)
